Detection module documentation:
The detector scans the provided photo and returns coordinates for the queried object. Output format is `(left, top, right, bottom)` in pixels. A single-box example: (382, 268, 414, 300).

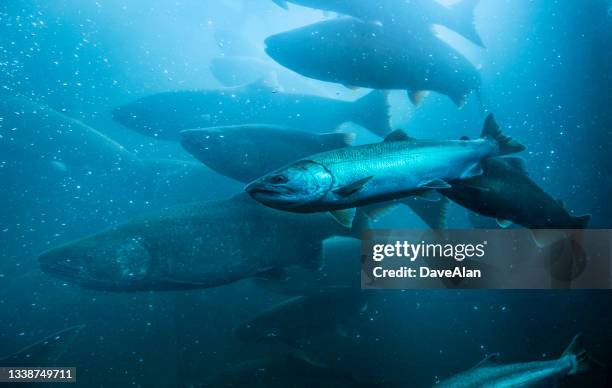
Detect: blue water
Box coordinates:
(1, 1, 611, 387)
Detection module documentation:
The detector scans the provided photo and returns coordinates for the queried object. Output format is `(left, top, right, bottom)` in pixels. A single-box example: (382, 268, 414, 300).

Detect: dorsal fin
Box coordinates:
(502, 157, 528, 176)
(384, 129, 415, 142)
(472, 353, 501, 369)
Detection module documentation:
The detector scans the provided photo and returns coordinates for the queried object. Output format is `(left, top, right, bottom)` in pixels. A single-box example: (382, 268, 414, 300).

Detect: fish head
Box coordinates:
(245, 160, 333, 210)
(38, 231, 154, 291)
(180, 126, 266, 182)
(265, 20, 349, 75)
(265, 19, 382, 83)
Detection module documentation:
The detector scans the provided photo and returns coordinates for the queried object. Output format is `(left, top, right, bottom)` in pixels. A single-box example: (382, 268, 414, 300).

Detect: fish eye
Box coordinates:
(270, 174, 288, 184)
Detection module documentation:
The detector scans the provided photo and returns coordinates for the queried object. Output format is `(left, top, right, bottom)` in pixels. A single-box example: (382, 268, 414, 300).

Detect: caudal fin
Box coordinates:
(351, 90, 391, 138)
(562, 334, 603, 376)
(480, 114, 526, 156)
(449, 0, 485, 48)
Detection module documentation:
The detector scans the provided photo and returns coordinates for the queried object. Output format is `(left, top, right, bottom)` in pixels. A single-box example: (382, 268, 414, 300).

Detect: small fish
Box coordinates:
(246, 115, 524, 227)
(437, 334, 601, 387)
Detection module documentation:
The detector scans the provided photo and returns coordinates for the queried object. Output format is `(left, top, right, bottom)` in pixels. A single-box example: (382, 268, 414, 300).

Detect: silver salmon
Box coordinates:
(246, 115, 524, 226)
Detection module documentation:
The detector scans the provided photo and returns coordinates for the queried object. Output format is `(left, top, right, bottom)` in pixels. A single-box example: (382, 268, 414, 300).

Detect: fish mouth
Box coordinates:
(246, 187, 280, 196)
(244, 183, 300, 207)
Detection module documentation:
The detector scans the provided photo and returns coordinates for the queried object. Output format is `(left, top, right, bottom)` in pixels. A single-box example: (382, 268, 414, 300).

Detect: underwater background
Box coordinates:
(1, 0, 611, 386)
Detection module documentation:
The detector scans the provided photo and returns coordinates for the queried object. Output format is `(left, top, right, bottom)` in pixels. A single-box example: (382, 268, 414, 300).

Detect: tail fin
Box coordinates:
(351, 91, 391, 138)
(449, 0, 485, 48)
(562, 334, 602, 375)
(480, 114, 526, 156)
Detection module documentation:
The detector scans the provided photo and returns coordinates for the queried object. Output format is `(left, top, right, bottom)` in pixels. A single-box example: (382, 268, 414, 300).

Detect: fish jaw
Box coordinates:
(245, 180, 302, 210)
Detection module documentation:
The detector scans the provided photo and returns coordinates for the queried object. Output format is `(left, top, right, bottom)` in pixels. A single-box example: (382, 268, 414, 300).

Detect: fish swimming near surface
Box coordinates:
(443, 156, 591, 246)
(180, 125, 355, 183)
(38, 194, 365, 291)
(235, 289, 368, 346)
(265, 17, 481, 107)
(181, 125, 449, 228)
(246, 114, 524, 226)
(112, 79, 391, 140)
(272, 0, 484, 48)
(0, 325, 85, 367)
(436, 334, 601, 387)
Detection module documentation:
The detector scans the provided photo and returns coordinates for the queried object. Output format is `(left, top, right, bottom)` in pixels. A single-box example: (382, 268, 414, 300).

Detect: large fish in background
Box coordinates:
(112, 79, 391, 140)
(180, 125, 355, 183)
(272, 0, 484, 48)
(437, 334, 600, 387)
(38, 194, 366, 291)
(265, 18, 481, 107)
(246, 115, 524, 226)
(235, 289, 369, 346)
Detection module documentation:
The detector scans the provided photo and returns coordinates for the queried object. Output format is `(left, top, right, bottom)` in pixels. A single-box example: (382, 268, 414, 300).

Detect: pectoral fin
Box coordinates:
(408, 90, 429, 106)
(329, 208, 357, 228)
(460, 163, 484, 179)
(419, 179, 451, 190)
(417, 189, 443, 201)
(496, 219, 512, 228)
(343, 84, 360, 90)
(472, 353, 501, 369)
(333, 176, 372, 197)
